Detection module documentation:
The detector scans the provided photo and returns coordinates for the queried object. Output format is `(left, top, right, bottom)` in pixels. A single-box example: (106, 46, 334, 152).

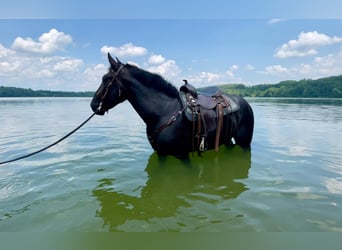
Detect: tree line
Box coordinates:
(1, 74, 342, 98)
(0, 86, 94, 97)
(218, 75, 342, 98)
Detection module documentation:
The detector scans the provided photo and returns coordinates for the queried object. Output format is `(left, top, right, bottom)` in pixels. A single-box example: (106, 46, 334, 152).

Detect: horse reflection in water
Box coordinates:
(92, 146, 251, 231)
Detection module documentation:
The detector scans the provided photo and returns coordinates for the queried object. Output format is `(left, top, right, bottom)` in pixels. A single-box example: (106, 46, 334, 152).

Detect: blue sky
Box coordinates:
(1, 1, 342, 91)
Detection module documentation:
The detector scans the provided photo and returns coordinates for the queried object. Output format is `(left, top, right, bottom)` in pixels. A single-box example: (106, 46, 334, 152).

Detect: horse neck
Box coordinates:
(125, 79, 181, 130)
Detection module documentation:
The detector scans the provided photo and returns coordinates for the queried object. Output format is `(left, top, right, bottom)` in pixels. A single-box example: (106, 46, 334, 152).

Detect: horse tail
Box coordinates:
(233, 97, 254, 147)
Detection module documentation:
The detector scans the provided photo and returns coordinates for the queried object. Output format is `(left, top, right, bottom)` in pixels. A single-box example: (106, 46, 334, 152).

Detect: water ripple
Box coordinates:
(0, 178, 32, 201)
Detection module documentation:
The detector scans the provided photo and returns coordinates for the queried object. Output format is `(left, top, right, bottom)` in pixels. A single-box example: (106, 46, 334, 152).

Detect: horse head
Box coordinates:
(91, 53, 126, 115)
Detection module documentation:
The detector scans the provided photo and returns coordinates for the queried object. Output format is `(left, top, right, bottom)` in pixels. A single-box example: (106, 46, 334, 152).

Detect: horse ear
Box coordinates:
(108, 53, 117, 68)
(115, 57, 122, 64)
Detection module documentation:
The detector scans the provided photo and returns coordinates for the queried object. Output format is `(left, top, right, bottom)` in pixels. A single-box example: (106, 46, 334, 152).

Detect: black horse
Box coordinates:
(91, 53, 254, 159)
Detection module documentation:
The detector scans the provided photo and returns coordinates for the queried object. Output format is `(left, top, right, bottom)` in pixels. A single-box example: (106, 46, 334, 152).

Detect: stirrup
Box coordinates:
(199, 136, 207, 152)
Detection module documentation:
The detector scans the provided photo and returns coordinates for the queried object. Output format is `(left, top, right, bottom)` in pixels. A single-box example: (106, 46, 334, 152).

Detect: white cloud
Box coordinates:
(84, 64, 107, 82)
(148, 60, 181, 80)
(268, 19, 286, 25)
(201, 72, 221, 82)
(0, 61, 20, 75)
(275, 31, 342, 58)
(11, 28, 72, 54)
(148, 54, 165, 65)
(297, 64, 312, 75)
(265, 65, 289, 75)
(35, 69, 55, 78)
(3, 37, 182, 90)
(100, 43, 147, 58)
(246, 64, 255, 71)
(314, 54, 336, 67)
(0, 44, 19, 75)
(186, 71, 223, 86)
(0, 43, 15, 58)
(311, 51, 342, 76)
(263, 48, 342, 79)
(1, 34, 84, 90)
(53, 59, 84, 72)
(226, 64, 239, 78)
(19, 56, 84, 80)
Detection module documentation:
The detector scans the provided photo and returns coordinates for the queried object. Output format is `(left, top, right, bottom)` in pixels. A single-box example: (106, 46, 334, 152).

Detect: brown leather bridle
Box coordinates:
(97, 64, 125, 113)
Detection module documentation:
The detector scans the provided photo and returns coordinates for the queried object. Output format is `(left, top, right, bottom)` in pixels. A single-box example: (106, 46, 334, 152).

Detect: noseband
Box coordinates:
(97, 64, 125, 113)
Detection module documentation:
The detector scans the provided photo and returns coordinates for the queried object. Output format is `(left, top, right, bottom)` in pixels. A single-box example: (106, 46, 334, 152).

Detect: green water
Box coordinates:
(0, 97, 341, 231)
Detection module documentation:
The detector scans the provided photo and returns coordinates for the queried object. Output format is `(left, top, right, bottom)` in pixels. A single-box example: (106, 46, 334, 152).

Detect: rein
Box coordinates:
(148, 105, 186, 146)
(0, 112, 96, 166)
(148, 93, 187, 146)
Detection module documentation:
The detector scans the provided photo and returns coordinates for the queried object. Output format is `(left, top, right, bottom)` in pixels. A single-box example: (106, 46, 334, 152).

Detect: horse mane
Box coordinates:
(126, 64, 179, 98)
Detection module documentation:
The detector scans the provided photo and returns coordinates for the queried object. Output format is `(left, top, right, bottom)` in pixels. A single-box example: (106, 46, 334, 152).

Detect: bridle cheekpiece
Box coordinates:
(97, 64, 125, 113)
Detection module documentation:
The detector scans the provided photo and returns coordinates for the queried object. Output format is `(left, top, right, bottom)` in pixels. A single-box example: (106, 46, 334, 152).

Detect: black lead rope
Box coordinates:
(0, 112, 96, 166)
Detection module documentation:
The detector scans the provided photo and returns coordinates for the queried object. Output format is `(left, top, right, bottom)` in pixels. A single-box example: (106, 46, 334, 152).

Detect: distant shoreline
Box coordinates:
(0, 86, 93, 97)
(206, 74, 342, 98)
(1, 74, 342, 98)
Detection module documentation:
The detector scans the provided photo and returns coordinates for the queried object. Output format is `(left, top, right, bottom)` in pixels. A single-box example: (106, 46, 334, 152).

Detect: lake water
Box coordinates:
(0, 97, 341, 232)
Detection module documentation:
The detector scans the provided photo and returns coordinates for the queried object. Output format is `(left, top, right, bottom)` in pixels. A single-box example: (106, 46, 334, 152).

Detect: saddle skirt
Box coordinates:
(179, 82, 240, 153)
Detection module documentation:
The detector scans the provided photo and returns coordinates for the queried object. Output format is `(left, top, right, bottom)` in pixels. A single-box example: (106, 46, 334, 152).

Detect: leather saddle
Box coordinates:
(180, 80, 240, 154)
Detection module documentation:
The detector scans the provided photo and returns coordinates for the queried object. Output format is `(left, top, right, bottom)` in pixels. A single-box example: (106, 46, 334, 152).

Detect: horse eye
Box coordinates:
(102, 73, 113, 83)
(102, 76, 109, 82)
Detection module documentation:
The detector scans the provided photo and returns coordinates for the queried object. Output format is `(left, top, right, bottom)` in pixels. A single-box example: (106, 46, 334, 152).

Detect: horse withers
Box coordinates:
(91, 53, 254, 159)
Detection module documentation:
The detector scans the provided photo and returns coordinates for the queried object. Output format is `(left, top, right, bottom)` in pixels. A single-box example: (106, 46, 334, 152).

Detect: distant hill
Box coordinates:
(0, 86, 94, 97)
(218, 75, 342, 98)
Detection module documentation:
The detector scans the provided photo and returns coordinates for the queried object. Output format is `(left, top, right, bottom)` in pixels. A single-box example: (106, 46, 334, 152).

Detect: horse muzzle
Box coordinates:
(91, 101, 106, 115)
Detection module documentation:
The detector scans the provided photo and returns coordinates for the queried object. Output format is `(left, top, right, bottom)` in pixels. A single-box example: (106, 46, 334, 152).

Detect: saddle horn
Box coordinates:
(180, 79, 197, 98)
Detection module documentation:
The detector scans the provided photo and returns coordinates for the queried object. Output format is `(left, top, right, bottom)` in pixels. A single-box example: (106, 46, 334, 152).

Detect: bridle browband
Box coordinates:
(97, 64, 125, 113)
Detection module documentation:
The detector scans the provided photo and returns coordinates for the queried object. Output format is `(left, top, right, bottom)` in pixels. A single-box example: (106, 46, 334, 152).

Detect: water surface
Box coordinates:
(0, 97, 341, 231)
